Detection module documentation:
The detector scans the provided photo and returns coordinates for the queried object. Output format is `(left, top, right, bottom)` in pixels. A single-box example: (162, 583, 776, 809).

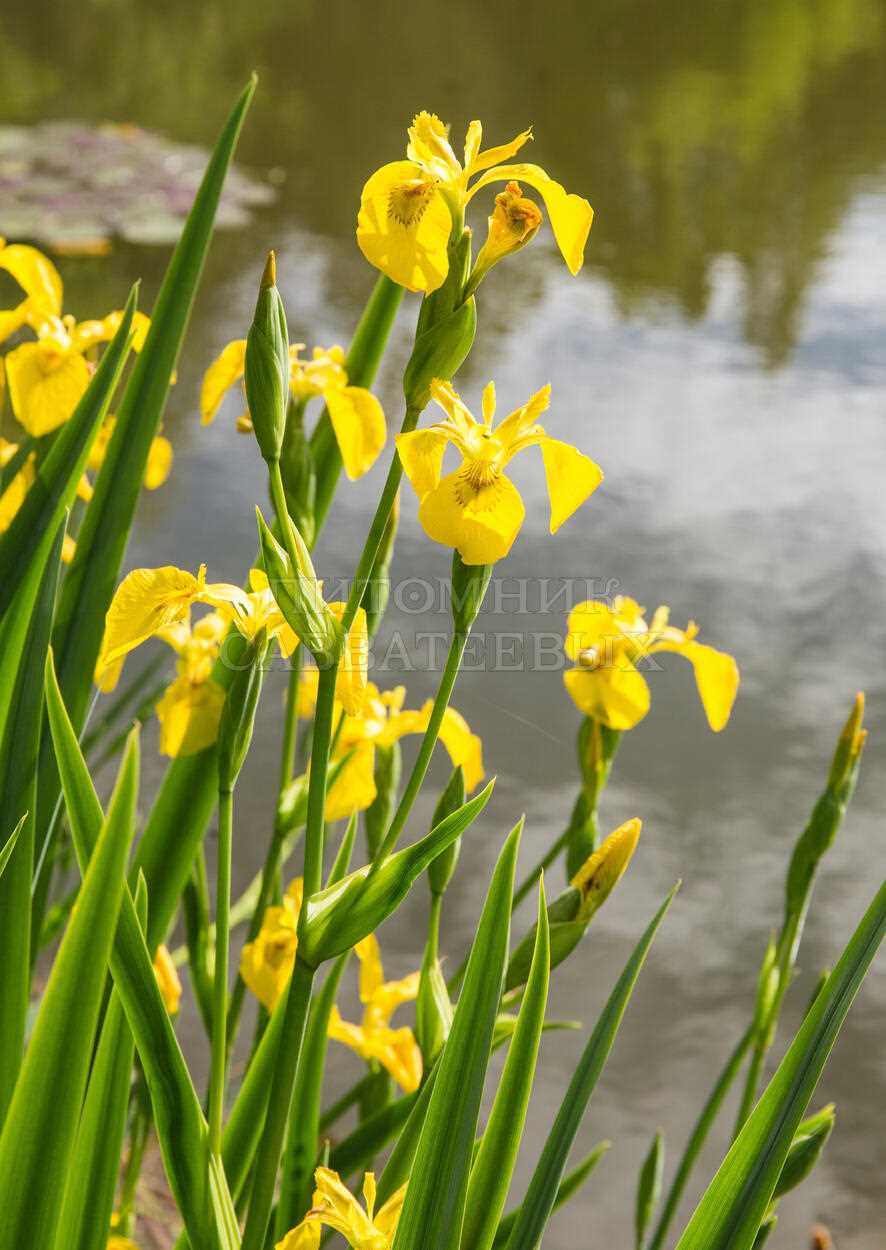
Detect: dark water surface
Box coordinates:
(4, 2, 886, 1245)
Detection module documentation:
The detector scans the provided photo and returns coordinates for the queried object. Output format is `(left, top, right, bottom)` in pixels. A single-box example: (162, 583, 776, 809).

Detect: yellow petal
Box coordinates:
(108, 1239, 142, 1250)
(468, 163, 593, 274)
(325, 385, 387, 481)
(144, 435, 173, 489)
(356, 160, 452, 293)
(329, 605, 369, 715)
(325, 741, 377, 821)
(564, 598, 646, 662)
(0, 443, 34, 532)
(62, 534, 77, 564)
(73, 309, 151, 353)
(395, 428, 449, 498)
(97, 566, 203, 675)
(152, 943, 183, 1014)
(570, 817, 641, 917)
(275, 1220, 321, 1250)
(466, 126, 533, 177)
(653, 638, 740, 732)
(200, 340, 246, 425)
(95, 654, 126, 695)
(435, 705, 485, 791)
(355, 932, 385, 1003)
(563, 663, 651, 730)
(5, 341, 91, 436)
(538, 436, 604, 532)
(368, 971, 421, 1022)
(0, 243, 62, 336)
(418, 467, 525, 565)
(240, 905, 299, 1012)
(156, 674, 225, 757)
(374, 1183, 408, 1238)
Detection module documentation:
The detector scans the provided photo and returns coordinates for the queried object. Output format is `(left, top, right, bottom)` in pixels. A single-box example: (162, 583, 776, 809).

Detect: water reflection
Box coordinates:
(3, 3, 886, 1248)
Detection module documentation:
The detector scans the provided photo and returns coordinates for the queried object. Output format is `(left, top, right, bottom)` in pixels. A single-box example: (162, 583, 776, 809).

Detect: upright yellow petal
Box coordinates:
(325, 385, 387, 480)
(468, 163, 593, 274)
(563, 662, 651, 731)
(466, 126, 533, 177)
(538, 436, 604, 532)
(395, 428, 449, 498)
(357, 160, 452, 293)
(144, 435, 173, 489)
(5, 341, 91, 436)
(98, 566, 203, 672)
(373, 1184, 408, 1239)
(355, 933, 385, 1003)
(0, 243, 62, 331)
(156, 674, 225, 757)
(418, 467, 525, 565)
(200, 340, 246, 425)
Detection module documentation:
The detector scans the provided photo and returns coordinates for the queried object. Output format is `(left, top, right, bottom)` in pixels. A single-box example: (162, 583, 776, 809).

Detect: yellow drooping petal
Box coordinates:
(325, 385, 387, 480)
(200, 339, 246, 425)
(325, 740, 377, 821)
(144, 435, 173, 489)
(357, 160, 453, 293)
(275, 1223, 320, 1250)
(5, 340, 91, 436)
(395, 428, 449, 498)
(538, 436, 604, 533)
(153, 944, 183, 1014)
(328, 1010, 422, 1094)
(156, 674, 225, 757)
(563, 661, 652, 731)
(96, 565, 204, 679)
(240, 885, 302, 1012)
(418, 467, 526, 565)
(653, 637, 740, 732)
(468, 163, 594, 274)
(434, 704, 485, 791)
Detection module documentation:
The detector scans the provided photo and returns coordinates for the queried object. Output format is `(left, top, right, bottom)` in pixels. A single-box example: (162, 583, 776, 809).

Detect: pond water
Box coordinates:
(4, 1, 886, 1246)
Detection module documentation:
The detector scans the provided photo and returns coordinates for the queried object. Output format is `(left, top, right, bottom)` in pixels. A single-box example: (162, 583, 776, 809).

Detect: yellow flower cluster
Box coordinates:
(241, 883, 422, 1093)
(276, 1168, 406, 1250)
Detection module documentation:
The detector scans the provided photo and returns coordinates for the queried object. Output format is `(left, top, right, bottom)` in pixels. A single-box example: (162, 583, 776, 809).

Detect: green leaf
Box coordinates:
(0, 519, 63, 1121)
(0, 295, 135, 622)
(636, 1130, 665, 1250)
(0, 729, 138, 1250)
(276, 953, 350, 1235)
(393, 819, 523, 1250)
(44, 652, 238, 1249)
(674, 878, 886, 1250)
(461, 878, 551, 1250)
(374, 1066, 440, 1208)
(34, 78, 256, 945)
(55, 878, 147, 1250)
(0, 816, 25, 882)
(300, 780, 495, 966)
(491, 1142, 610, 1248)
(504, 883, 679, 1250)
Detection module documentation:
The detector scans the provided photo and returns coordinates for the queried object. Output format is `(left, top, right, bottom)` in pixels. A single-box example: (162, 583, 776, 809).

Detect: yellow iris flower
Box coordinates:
(327, 932, 423, 1093)
(298, 673, 484, 820)
(0, 237, 150, 438)
(153, 943, 183, 1014)
(240, 878, 303, 1012)
(396, 378, 603, 565)
(200, 339, 386, 480)
(356, 111, 593, 292)
(242, 891, 422, 1093)
(563, 596, 740, 732)
(276, 1168, 406, 1250)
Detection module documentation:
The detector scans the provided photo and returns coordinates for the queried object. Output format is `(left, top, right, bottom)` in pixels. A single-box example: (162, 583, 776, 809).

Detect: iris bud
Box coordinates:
(218, 631, 267, 787)
(245, 251, 289, 464)
(773, 1105, 835, 1199)
(256, 507, 343, 669)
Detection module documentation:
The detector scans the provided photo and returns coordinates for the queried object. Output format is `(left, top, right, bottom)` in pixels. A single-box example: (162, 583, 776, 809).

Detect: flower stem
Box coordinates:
(208, 782, 234, 1157)
(376, 628, 468, 861)
(267, 456, 305, 577)
(240, 956, 316, 1250)
(303, 663, 339, 897)
(341, 406, 421, 632)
